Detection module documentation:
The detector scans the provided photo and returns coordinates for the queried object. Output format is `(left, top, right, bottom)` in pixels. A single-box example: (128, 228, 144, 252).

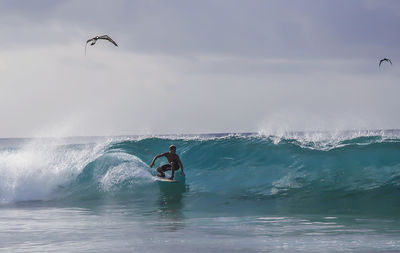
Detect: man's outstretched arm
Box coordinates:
(150, 153, 166, 167)
(178, 156, 185, 176)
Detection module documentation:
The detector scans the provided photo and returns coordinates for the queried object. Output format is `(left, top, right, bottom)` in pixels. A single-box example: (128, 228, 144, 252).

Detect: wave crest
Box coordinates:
(1, 131, 399, 215)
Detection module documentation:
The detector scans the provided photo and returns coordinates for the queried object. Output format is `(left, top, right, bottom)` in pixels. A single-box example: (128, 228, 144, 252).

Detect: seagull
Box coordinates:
(379, 58, 392, 67)
(85, 35, 118, 55)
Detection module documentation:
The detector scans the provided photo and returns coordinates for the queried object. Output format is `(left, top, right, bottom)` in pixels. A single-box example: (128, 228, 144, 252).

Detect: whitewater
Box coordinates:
(0, 130, 399, 252)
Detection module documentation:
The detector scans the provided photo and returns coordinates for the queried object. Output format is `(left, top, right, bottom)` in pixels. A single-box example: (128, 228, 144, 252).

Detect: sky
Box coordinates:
(0, 0, 400, 138)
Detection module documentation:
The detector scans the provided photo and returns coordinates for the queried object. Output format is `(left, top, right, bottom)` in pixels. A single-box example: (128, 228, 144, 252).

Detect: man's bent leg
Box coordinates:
(168, 162, 179, 180)
(157, 164, 171, 178)
(156, 166, 165, 177)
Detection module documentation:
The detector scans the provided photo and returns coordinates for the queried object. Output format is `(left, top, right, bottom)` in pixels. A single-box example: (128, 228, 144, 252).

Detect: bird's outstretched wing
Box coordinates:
(98, 35, 118, 47)
(379, 58, 393, 67)
(85, 37, 97, 56)
(86, 37, 96, 44)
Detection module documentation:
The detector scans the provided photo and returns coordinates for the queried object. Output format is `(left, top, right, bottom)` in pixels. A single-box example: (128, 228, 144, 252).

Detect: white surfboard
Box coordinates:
(155, 176, 178, 183)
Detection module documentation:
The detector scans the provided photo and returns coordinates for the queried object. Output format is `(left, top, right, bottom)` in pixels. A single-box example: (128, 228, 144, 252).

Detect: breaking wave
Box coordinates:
(1, 130, 399, 215)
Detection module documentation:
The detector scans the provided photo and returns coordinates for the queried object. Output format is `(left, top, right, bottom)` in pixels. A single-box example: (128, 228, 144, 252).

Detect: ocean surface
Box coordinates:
(0, 130, 399, 252)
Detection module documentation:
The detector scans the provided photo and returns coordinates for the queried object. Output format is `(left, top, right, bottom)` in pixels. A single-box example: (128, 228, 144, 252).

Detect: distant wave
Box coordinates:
(1, 131, 399, 215)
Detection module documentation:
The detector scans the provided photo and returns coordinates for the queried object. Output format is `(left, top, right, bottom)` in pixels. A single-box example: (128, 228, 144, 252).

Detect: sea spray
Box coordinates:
(0, 138, 110, 203)
(0, 131, 399, 215)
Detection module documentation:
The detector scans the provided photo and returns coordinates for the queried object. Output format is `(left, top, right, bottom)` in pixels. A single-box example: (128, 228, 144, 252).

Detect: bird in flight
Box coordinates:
(85, 35, 118, 55)
(379, 58, 392, 67)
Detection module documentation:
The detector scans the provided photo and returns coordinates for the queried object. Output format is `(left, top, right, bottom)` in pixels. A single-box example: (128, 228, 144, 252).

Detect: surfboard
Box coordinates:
(155, 176, 178, 183)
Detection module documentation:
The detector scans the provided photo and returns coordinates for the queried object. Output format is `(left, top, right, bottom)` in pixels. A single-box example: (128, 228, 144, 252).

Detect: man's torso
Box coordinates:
(164, 152, 179, 164)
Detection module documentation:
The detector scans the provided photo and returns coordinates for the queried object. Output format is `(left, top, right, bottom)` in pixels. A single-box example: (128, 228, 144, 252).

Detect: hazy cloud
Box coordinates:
(0, 0, 399, 137)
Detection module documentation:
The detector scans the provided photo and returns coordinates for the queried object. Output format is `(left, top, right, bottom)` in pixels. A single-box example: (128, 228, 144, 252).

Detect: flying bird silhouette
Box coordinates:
(379, 58, 392, 67)
(85, 35, 118, 55)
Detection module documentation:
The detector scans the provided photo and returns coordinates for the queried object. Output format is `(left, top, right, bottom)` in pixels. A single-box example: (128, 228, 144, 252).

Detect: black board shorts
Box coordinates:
(159, 163, 180, 171)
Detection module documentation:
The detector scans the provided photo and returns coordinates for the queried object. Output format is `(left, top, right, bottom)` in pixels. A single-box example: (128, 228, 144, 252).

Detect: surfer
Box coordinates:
(150, 145, 185, 180)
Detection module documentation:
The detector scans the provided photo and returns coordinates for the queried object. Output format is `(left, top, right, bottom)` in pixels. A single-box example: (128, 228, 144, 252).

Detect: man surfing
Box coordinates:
(150, 145, 185, 180)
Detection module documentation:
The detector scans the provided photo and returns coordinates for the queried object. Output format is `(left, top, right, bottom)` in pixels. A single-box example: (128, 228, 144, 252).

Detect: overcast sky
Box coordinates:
(1, 0, 400, 138)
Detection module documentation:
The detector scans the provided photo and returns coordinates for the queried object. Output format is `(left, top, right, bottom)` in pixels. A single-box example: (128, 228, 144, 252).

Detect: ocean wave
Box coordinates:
(0, 131, 399, 214)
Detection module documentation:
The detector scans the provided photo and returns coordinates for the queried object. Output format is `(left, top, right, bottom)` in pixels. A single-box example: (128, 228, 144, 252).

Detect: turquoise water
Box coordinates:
(0, 131, 399, 252)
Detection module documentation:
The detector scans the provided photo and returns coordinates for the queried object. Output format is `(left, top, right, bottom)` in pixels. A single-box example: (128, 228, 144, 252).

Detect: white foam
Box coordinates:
(0, 138, 110, 203)
(100, 153, 153, 192)
(257, 128, 400, 150)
